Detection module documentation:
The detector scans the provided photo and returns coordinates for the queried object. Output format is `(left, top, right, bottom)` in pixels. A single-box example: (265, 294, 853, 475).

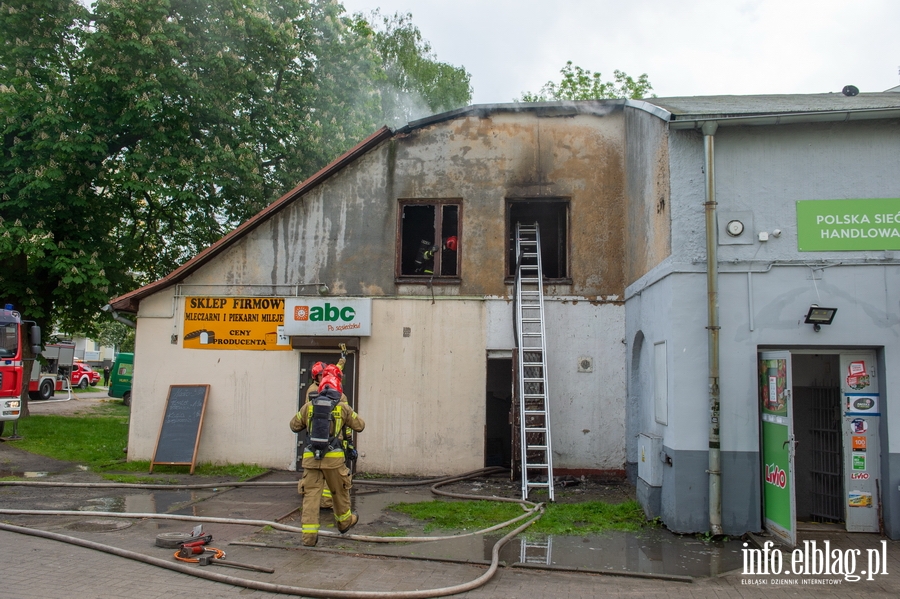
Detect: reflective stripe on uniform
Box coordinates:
(335, 510, 352, 522)
(322, 488, 332, 498)
(303, 450, 344, 459)
(302, 524, 320, 533)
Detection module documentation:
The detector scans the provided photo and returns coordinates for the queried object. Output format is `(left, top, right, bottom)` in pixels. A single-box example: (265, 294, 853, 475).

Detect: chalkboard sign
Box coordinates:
(150, 385, 210, 474)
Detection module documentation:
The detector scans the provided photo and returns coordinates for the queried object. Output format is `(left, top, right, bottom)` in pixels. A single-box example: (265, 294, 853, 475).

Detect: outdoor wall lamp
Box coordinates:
(805, 304, 837, 332)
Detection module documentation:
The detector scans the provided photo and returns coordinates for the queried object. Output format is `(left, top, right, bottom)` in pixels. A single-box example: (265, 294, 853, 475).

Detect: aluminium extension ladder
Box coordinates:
(514, 222, 555, 501)
(519, 536, 553, 565)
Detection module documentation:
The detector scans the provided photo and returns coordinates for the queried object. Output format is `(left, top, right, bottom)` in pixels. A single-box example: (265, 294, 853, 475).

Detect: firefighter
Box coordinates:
(304, 356, 345, 402)
(303, 352, 347, 509)
(290, 367, 364, 547)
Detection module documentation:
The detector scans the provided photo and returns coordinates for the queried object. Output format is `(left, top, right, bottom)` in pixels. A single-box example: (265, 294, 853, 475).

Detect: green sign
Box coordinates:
(762, 420, 791, 530)
(797, 198, 900, 251)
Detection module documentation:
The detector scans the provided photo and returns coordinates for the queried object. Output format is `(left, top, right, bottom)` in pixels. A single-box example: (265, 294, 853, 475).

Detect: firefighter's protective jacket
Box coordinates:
(290, 395, 364, 469)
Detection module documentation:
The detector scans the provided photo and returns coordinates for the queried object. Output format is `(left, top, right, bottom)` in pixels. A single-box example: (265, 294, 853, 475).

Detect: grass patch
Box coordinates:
(391, 500, 525, 532)
(72, 385, 105, 394)
(10, 407, 130, 470)
(8, 405, 267, 480)
(390, 499, 649, 535)
(535, 500, 648, 534)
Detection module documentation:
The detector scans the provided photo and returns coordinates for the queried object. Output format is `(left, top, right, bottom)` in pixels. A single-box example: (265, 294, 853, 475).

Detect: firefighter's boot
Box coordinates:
(337, 513, 358, 534)
(302, 533, 318, 547)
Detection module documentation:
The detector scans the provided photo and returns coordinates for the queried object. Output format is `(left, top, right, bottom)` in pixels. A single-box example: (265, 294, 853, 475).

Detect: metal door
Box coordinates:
(759, 351, 796, 546)
(840, 351, 880, 532)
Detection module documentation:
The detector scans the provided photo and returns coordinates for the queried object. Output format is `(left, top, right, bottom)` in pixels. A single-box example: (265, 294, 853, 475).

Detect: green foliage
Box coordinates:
(0, 0, 471, 335)
(519, 61, 654, 102)
(95, 318, 135, 352)
(363, 10, 472, 127)
(390, 498, 649, 535)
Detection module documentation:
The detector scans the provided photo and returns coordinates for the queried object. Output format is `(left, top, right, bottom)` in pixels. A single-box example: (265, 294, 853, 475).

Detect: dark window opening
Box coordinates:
(506, 200, 568, 279)
(398, 201, 460, 279)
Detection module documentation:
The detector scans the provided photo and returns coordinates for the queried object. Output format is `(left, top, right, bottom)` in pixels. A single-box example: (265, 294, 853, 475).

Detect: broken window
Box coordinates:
(506, 199, 569, 280)
(397, 200, 460, 279)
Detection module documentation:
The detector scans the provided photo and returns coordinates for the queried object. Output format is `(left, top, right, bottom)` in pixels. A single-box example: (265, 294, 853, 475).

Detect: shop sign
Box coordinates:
(852, 454, 866, 471)
(852, 436, 867, 451)
(797, 198, 900, 251)
(183, 297, 290, 351)
(283, 298, 372, 337)
(845, 393, 879, 416)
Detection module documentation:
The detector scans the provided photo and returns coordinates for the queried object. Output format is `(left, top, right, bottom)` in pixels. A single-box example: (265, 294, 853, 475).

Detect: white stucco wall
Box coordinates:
(128, 287, 302, 469)
(356, 298, 486, 475)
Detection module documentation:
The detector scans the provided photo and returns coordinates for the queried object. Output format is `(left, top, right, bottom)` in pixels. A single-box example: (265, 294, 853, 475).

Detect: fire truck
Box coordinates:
(30, 343, 76, 400)
(0, 305, 41, 436)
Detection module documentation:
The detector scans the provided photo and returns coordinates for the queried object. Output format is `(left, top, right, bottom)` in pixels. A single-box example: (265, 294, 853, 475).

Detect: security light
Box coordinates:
(805, 305, 837, 332)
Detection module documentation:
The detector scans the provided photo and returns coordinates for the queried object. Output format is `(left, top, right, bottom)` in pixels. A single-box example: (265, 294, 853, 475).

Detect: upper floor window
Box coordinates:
(506, 199, 569, 280)
(397, 200, 460, 281)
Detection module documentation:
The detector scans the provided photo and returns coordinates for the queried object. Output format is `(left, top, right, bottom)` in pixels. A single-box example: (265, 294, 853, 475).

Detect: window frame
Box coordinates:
(504, 198, 572, 283)
(395, 198, 463, 284)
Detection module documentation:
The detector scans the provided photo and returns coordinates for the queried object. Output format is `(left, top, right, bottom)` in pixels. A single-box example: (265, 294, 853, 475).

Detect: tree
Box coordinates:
(518, 61, 654, 102)
(96, 318, 135, 354)
(0, 0, 471, 337)
(363, 10, 472, 127)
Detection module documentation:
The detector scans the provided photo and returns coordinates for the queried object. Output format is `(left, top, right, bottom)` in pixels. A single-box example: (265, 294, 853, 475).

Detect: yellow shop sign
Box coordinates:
(182, 297, 290, 350)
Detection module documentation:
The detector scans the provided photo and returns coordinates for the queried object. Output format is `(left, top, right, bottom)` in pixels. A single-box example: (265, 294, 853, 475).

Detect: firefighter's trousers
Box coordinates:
(299, 464, 352, 545)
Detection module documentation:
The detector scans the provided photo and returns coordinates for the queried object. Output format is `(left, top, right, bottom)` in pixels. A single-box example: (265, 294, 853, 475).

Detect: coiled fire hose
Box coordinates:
(0, 468, 544, 597)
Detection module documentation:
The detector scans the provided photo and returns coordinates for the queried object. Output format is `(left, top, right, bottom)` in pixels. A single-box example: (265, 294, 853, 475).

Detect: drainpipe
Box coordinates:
(702, 121, 724, 536)
(102, 304, 136, 329)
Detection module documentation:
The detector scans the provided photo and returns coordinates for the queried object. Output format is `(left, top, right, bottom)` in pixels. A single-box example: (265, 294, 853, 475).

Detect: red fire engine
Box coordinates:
(0, 304, 41, 436)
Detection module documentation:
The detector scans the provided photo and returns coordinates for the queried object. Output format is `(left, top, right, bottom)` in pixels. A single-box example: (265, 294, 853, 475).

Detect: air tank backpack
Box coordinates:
(307, 388, 342, 459)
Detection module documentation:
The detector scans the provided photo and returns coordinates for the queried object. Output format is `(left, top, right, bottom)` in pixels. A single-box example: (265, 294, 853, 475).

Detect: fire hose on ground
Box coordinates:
(0, 468, 545, 597)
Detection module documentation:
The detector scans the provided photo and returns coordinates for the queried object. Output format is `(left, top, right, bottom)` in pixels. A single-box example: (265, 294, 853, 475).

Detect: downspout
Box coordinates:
(702, 121, 723, 536)
(102, 304, 137, 329)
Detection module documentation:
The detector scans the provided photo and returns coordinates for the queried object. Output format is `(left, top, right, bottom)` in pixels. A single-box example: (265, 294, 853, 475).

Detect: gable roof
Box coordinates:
(109, 93, 900, 313)
(107, 102, 627, 313)
(108, 126, 393, 313)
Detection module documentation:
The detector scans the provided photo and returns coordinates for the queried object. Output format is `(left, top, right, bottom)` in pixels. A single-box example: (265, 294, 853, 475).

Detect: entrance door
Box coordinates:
(759, 351, 796, 546)
(841, 351, 880, 532)
(485, 357, 513, 468)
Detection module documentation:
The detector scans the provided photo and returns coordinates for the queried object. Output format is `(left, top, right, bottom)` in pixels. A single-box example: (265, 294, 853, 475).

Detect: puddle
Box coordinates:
(323, 487, 745, 578)
(66, 518, 133, 532)
(76, 491, 213, 515)
(0, 471, 48, 478)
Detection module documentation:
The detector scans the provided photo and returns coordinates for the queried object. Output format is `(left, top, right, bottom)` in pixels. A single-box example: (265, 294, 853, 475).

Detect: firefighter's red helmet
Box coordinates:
(445, 236, 458, 252)
(319, 373, 342, 394)
(311, 361, 325, 379)
(324, 363, 343, 380)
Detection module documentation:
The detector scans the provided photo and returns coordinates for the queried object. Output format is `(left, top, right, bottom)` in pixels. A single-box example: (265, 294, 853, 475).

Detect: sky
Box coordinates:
(340, 0, 900, 104)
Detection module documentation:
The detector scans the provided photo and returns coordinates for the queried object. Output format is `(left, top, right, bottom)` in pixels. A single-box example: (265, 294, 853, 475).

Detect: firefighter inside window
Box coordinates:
(400, 203, 459, 277)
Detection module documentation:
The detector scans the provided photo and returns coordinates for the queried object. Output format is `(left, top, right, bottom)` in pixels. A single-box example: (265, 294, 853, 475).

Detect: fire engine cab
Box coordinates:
(0, 304, 41, 436)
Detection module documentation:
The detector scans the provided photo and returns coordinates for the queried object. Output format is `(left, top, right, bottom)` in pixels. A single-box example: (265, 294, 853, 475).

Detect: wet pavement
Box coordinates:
(2, 407, 900, 598)
(244, 482, 744, 580)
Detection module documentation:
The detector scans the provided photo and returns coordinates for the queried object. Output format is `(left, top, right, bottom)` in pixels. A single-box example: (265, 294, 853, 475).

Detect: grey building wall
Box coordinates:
(627, 114, 900, 537)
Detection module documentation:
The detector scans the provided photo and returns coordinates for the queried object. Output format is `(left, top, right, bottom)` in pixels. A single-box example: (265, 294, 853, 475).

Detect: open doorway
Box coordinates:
(791, 354, 843, 525)
(759, 349, 880, 546)
(485, 357, 513, 468)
